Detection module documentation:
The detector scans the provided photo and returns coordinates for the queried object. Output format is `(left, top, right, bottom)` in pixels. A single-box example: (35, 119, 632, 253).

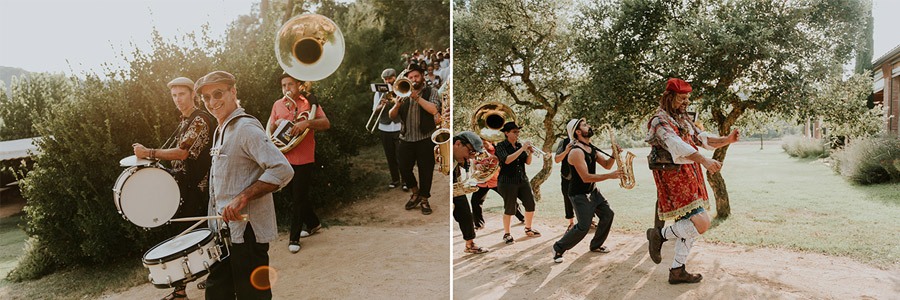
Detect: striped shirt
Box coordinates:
(399, 86, 442, 142)
(494, 140, 530, 185)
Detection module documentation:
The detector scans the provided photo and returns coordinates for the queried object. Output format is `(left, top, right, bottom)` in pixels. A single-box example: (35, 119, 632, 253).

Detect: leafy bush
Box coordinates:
(6, 238, 55, 282)
(782, 135, 827, 158)
(830, 136, 900, 185)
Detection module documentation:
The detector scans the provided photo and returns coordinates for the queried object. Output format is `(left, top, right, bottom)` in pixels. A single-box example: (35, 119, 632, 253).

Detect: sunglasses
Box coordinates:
(200, 89, 229, 103)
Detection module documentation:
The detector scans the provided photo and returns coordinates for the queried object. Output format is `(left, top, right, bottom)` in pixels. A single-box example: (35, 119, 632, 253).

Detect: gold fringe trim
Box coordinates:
(657, 198, 710, 221)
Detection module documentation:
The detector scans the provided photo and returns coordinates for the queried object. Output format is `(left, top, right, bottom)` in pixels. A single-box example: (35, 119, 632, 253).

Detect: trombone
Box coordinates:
(365, 77, 413, 133)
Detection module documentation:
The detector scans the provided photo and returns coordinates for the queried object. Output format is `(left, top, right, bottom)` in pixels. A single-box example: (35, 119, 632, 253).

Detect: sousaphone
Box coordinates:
(267, 13, 345, 153)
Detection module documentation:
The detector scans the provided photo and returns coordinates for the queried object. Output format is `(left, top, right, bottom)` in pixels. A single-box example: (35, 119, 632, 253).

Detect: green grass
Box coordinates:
(0, 214, 27, 280)
(479, 141, 900, 267)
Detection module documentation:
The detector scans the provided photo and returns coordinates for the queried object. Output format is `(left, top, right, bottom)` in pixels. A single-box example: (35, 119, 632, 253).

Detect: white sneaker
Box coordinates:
(288, 242, 301, 253)
(300, 225, 321, 238)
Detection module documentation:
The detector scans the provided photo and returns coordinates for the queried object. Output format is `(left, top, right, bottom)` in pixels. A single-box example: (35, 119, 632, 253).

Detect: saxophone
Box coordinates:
(598, 124, 636, 189)
(431, 81, 452, 175)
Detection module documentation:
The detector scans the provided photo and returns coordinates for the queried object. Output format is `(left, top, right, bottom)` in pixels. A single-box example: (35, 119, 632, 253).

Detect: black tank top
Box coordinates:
(568, 144, 596, 195)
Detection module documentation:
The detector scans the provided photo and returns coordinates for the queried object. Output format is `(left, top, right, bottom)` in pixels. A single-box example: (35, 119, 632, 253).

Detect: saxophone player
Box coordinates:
(389, 63, 441, 215)
(552, 118, 623, 263)
(452, 131, 490, 254)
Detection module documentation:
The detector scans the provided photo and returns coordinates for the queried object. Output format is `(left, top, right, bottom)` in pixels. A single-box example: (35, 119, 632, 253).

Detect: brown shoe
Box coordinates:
(647, 228, 663, 264)
(404, 188, 420, 210)
(420, 197, 432, 215)
(668, 265, 702, 284)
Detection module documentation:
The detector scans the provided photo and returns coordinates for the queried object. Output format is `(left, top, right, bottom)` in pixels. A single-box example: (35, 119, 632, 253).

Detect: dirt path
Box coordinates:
(100, 173, 451, 300)
(453, 213, 900, 299)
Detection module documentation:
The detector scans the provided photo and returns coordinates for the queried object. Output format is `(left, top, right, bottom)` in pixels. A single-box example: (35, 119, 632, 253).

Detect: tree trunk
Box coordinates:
(760, 135, 763, 150)
(529, 109, 558, 202)
(708, 145, 731, 219)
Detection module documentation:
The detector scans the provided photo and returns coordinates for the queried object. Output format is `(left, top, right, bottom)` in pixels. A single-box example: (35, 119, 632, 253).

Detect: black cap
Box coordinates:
(406, 63, 426, 76)
(500, 121, 523, 132)
(278, 72, 305, 84)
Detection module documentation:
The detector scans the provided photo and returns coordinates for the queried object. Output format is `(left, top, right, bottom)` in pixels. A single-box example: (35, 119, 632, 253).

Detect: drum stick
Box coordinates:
(175, 220, 207, 239)
(169, 214, 249, 222)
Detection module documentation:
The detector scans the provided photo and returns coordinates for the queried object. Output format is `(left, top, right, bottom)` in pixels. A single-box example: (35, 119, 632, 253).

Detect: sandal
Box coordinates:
(502, 233, 515, 244)
(465, 245, 489, 254)
(525, 227, 541, 237)
(162, 286, 187, 300)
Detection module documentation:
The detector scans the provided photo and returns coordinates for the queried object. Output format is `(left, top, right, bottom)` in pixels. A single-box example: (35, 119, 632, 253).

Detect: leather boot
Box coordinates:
(668, 265, 702, 284)
(647, 228, 663, 264)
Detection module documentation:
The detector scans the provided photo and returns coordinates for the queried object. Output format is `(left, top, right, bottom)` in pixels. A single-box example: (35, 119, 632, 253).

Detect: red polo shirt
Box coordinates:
(268, 95, 327, 165)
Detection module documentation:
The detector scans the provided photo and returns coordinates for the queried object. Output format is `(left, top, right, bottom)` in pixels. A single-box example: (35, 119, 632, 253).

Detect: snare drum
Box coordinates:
(143, 229, 226, 288)
(113, 165, 180, 228)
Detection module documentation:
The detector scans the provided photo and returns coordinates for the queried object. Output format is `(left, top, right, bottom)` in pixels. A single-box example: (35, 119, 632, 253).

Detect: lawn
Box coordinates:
(477, 141, 900, 267)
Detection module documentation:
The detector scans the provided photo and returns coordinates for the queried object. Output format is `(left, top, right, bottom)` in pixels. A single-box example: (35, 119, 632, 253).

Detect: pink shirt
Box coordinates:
(268, 95, 327, 165)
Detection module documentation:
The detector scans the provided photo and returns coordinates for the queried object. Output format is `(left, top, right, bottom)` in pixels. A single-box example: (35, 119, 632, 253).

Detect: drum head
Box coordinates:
(144, 229, 213, 261)
(119, 155, 155, 167)
(119, 167, 180, 228)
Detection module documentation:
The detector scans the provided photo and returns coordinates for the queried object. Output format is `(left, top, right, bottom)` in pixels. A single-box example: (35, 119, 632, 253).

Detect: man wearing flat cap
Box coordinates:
(373, 68, 405, 191)
(645, 77, 739, 284)
(196, 70, 294, 299)
(269, 73, 331, 254)
(452, 131, 489, 255)
(389, 63, 442, 215)
(132, 76, 215, 300)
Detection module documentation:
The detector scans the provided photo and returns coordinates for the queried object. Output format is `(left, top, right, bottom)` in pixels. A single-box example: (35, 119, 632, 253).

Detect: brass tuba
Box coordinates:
(597, 124, 636, 189)
(267, 13, 344, 153)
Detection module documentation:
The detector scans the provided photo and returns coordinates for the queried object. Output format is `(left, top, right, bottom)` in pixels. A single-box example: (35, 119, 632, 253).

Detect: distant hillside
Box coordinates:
(0, 66, 31, 88)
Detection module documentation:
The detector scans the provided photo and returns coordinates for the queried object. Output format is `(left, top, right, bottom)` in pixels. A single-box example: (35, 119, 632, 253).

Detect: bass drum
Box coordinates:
(113, 165, 180, 228)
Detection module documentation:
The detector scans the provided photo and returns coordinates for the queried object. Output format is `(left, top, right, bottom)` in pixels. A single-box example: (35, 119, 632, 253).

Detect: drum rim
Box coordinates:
(142, 229, 215, 265)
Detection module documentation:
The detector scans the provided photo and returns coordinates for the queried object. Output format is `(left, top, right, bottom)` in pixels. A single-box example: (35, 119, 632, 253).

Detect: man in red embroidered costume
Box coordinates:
(645, 78, 740, 284)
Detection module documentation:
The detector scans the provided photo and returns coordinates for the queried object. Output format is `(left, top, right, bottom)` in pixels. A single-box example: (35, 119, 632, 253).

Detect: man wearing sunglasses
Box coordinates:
(196, 71, 294, 299)
(268, 73, 331, 254)
(132, 77, 215, 300)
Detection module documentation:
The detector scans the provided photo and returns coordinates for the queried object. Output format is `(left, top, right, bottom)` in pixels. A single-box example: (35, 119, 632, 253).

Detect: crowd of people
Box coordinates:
(400, 47, 450, 89)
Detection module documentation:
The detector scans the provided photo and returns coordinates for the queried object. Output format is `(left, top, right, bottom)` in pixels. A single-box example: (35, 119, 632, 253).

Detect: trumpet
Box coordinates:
(523, 141, 546, 157)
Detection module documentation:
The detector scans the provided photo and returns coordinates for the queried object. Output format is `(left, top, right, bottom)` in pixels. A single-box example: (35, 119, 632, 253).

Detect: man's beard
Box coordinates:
(413, 79, 424, 90)
(581, 128, 594, 138)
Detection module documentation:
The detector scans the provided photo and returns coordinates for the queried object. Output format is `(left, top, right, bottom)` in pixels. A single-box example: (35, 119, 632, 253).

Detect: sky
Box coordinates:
(0, 0, 898, 75)
(0, 0, 258, 75)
